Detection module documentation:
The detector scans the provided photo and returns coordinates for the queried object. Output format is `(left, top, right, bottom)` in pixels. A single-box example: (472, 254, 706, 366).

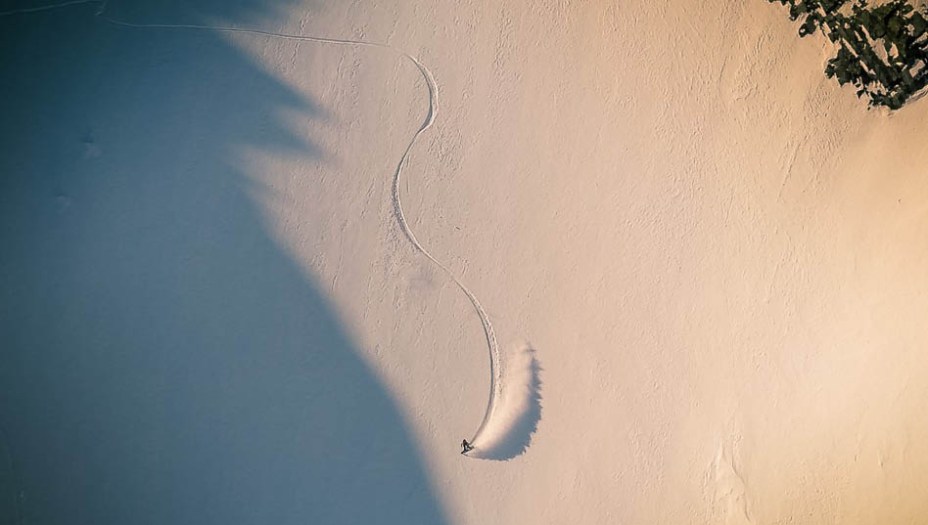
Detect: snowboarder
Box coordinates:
(461, 439, 474, 454)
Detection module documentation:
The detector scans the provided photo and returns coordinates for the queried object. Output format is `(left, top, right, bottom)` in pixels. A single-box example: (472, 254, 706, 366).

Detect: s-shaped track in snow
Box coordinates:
(0, 0, 502, 453)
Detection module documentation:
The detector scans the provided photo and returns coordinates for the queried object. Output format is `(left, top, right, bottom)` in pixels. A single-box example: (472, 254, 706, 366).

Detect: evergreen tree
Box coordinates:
(768, 0, 928, 109)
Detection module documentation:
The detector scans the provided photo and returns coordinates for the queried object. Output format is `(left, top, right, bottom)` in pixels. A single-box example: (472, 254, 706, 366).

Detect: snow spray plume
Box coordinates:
(468, 345, 542, 461)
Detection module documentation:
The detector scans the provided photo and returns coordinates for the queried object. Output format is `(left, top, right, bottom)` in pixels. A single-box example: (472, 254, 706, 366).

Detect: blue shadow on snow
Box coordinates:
(0, 1, 448, 524)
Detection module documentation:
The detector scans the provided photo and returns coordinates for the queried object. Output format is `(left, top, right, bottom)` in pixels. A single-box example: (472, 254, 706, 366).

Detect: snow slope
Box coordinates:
(2, 0, 928, 524)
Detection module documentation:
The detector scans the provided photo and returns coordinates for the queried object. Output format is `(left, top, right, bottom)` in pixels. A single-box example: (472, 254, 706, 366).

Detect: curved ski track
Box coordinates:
(0, 0, 502, 451)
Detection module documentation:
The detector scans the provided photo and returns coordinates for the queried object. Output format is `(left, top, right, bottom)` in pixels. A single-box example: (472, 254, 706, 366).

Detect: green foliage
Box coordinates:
(768, 0, 928, 109)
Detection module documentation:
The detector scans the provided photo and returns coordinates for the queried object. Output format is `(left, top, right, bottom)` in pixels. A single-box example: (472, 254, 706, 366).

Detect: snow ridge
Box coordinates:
(90, 4, 501, 453)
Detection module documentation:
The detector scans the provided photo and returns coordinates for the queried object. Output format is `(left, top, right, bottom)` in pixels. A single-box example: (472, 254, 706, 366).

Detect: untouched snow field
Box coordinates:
(2, 0, 928, 523)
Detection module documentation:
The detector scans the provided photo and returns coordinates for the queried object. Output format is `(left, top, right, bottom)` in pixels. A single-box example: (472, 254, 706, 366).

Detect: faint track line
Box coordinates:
(0, 0, 96, 17)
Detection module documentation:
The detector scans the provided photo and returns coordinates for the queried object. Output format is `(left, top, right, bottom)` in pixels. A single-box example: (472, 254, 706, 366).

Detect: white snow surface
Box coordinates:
(2, 0, 928, 524)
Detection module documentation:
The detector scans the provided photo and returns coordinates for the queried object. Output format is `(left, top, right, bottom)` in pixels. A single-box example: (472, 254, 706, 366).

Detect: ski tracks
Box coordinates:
(3, 0, 503, 454)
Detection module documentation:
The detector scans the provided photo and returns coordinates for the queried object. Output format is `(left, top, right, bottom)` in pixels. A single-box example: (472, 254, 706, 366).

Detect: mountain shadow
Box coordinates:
(0, 1, 448, 524)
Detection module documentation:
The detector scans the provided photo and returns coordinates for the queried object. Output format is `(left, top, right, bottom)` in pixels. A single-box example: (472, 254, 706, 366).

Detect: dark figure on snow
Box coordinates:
(461, 439, 474, 454)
